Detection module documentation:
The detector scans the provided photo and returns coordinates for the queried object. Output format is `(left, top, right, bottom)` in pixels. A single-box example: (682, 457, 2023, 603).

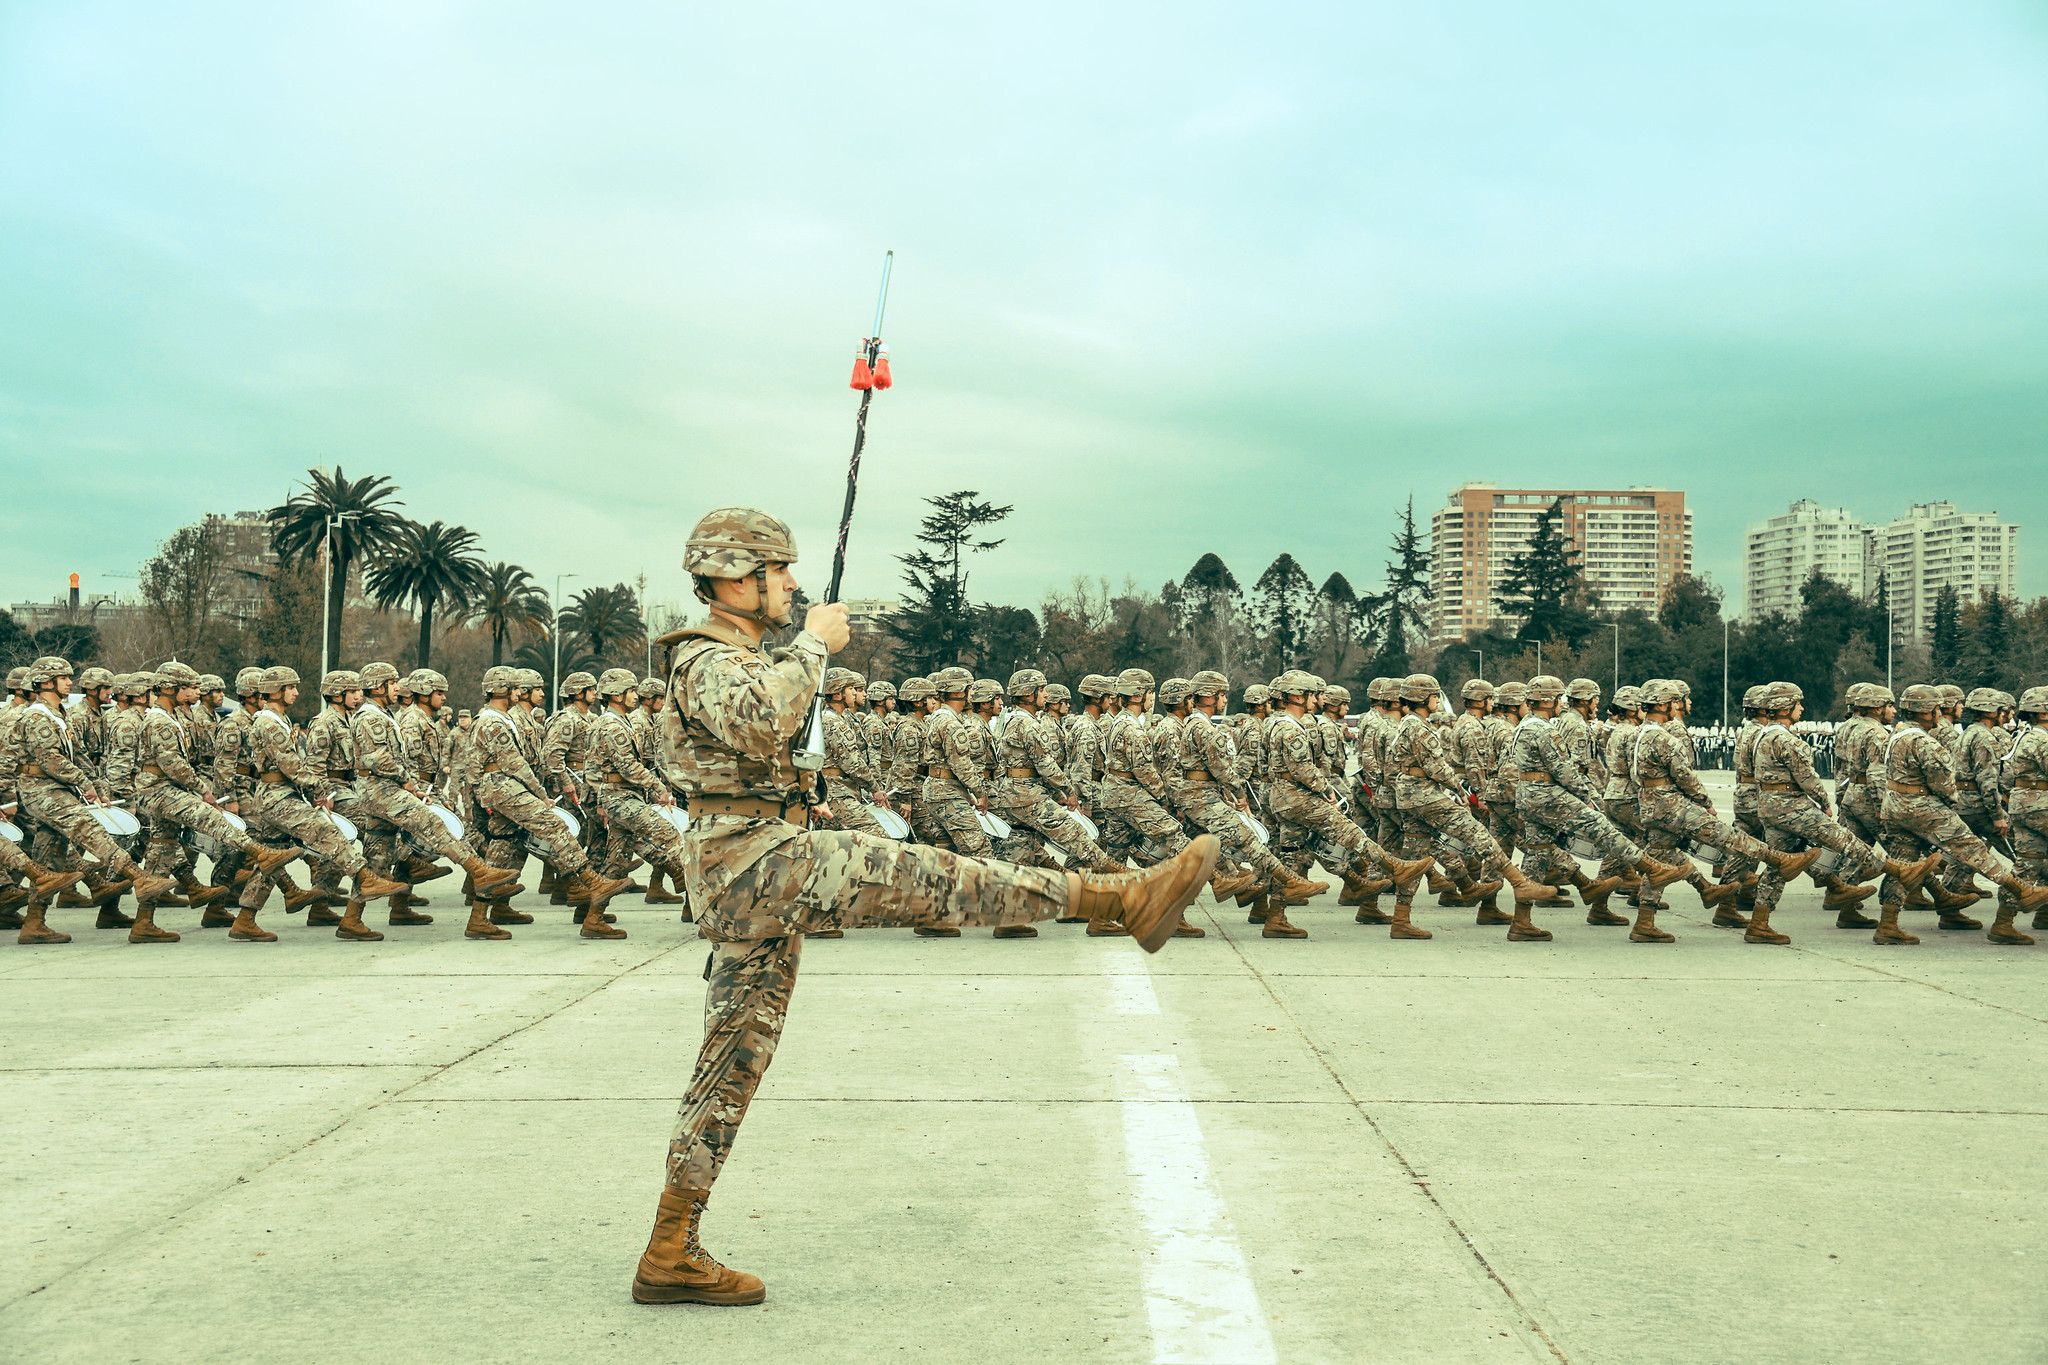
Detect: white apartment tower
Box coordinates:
(1873, 502, 2020, 643)
(1743, 501, 1868, 620)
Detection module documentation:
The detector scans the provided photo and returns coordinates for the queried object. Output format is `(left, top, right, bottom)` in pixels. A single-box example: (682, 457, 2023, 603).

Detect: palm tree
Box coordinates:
(365, 520, 489, 669)
(560, 583, 646, 670)
(466, 561, 551, 667)
(512, 633, 602, 698)
(268, 467, 408, 668)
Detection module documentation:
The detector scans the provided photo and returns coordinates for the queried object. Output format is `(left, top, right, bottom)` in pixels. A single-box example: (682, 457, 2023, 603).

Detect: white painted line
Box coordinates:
(1103, 947, 1161, 1015)
(1119, 1054, 1277, 1365)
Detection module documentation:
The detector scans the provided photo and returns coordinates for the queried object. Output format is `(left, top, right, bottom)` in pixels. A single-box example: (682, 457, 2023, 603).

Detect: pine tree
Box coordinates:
(1366, 496, 1431, 675)
(1961, 591, 2011, 690)
(1252, 554, 1315, 670)
(1930, 583, 1962, 678)
(888, 491, 1013, 673)
(1494, 497, 1597, 645)
(1314, 572, 1362, 680)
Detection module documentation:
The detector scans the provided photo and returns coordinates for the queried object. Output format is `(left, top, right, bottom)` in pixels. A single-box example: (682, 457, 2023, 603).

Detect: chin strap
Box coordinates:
(695, 567, 792, 630)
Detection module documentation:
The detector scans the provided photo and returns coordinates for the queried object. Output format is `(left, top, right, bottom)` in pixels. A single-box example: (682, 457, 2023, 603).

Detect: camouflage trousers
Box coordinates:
(1485, 798, 1521, 864)
(0, 829, 30, 876)
(1712, 790, 1767, 885)
(1756, 793, 1883, 911)
(242, 784, 362, 911)
(922, 783, 993, 858)
(1839, 784, 1883, 849)
(2009, 797, 2048, 897)
(477, 773, 587, 875)
(1268, 783, 1391, 878)
(1880, 794, 2008, 911)
(1637, 790, 1767, 907)
(1944, 798, 2006, 895)
(1515, 783, 1643, 879)
(814, 780, 885, 839)
(15, 781, 142, 880)
(1397, 795, 1507, 891)
(1096, 784, 1188, 865)
(665, 829, 1069, 1198)
(136, 781, 258, 877)
(1598, 796, 1643, 881)
(994, 784, 1112, 870)
(1175, 783, 1283, 879)
(351, 776, 468, 878)
(594, 786, 687, 876)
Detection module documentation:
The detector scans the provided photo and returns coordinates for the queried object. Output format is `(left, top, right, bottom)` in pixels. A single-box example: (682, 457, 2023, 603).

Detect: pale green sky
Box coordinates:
(4, 1, 2045, 621)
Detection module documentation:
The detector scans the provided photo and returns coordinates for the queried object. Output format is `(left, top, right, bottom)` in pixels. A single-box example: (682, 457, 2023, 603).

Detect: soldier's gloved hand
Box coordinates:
(804, 602, 851, 653)
(974, 796, 988, 813)
(875, 792, 893, 813)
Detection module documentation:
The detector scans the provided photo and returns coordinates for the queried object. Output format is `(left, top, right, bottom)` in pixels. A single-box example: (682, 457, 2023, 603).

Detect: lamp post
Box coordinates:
(1886, 605, 1894, 692)
(552, 572, 579, 702)
(1611, 621, 1621, 694)
(1722, 616, 1730, 727)
(1470, 647, 1483, 681)
(321, 512, 360, 682)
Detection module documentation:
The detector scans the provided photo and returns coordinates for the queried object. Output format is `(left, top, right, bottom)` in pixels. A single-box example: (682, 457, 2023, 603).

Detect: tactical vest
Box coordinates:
(657, 621, 801, 799)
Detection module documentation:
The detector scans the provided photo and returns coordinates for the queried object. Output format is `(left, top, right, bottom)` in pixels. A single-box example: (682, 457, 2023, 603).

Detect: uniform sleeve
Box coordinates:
(889, 722, 921, 791)
(353, 713, 406, 780)
(1968, 732, 2007, 818)
(541, 712, 577, 788)
(1914, 732, 1959, 802)
(1421, 727, 1461, 790)
(1120, 721, 1166, 799)
(824, 712, 877, 785)
(140, 713, 205, 790)
(1781, 733, 1826, 803)
(1024, 717, 1073, 792)
(686, 631, 828, 755)
(1543, 727, 1596, 803)
(940, 720, 991, 800)
(598, 714, 664, 797)
(23, 712, 94, 789)
(1279, 723, 1323, 790)
(476, 716, 546, 797)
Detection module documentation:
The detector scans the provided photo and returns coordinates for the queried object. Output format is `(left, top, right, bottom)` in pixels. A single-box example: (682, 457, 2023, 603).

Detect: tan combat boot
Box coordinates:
(17, 899, 71, 945)
(1994, 875, 2048, 914)
(1475, 889, 1512, 926)
(1354, 896, 1392, 925)
(1712, 887, 1754, 930)
(335, 898, 384, 941)
(94, 889, 136, 929)
(1634, 855, 1693, 893)
(1426, 871, 1453, 896)
(463, 856, 521, 898)
(282, 879, 332, 914)
(406, 858, 452, 884)
(1210, 866, 1260, 902)
(1261, 905, 1307, 938)
(918, 923, 966, 937)
(1063, 836, 1219, 953)
(1388, 902, 1432, 940)
(1280, 865, 1334, 903)
(1246, 892, 1275, 925)
(356, 867, 410, 900)
(1872, 904, 1918, 945)
(536, 864, 558, 897)
(1452, 877, 1503, 907)
(465, 902, 512, 939)
(645, 869, 686, 906)
(388, 892, 434, 926)
(178, 869, 231, 906)
(1763, 846, 1825, 882)
(488, 898, 535, 925)
(127, 899, 180, 944)
(307, 897, 344, 926)
(632, 1188, 766, 1306)
(25, 862, 79, 905)
(199, 901, 238, 928)
(564, 865, 632, 908)
(248, 845, 302, 878)
(1987, 907, 2036, 946)
(1505, 903, 1552, 941)
(1502, 862, 1558, 905)
(1630, 906, 1674, 943)
(1384, 855, 1436, 894)
(1823, 877, 1878, 926)
(1743, 904, 1789, 945)
(990, 924, 1035, 939)
(1885, 853, 1941, 895)
(130, 867, 178, 902)
(580, 893, 630, 939)
(227, 906, 277, 942)
(1583, 877, 1629, 926)
(1692, 875, 1741, 909)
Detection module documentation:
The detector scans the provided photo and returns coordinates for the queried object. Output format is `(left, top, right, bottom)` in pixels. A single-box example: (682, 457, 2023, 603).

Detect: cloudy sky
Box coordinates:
(4, 1, 2045, 622)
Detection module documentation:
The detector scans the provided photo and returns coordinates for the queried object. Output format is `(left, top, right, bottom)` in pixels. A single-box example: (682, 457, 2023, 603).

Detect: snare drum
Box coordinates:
(977, 810, 1013, 839)
(660, 805, 692, 838)
(522, 800, 582, 859)
(1073, 810, 1101, 842)
(1238, 811, 1270, 845)
(871, 805, 912, 840)
(0, 818, 21, 843)
(1807, 846, 1842, 877)
(91, 805, 143, 839)
(324, 808, 360, 843)
(425, 803, 466, 843)
(1565, 834, 1604, 861)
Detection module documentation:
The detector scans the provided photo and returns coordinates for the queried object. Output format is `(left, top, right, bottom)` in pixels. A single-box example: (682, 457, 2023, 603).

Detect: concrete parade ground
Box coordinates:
(4, 773, 2045, 1365)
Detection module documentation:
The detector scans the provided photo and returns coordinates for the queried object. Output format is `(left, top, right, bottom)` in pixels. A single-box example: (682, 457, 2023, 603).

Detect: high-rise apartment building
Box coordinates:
(1871, 502, 2019, 643)
(1428, 484, 1692, 643)
(1743, 500, 1868, 620)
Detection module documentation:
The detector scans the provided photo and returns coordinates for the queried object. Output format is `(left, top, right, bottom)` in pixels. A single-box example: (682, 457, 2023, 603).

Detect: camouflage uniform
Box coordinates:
(1356, 682, 1403, 858)
(922, 670, 994, 857)
(1632, 693, 1774, 910)
(1171, 673, 1288, 884)
(1878, 695, 2014, 915)
(1597, 690, 1644, 885)
(591, 677, 687, 882)
(1750, 685, 1884, 918)
(815, 669, 885, 838)
(134, 679, 265, 880)
(1507, 680, 1646, 873)
(2001, 693, 2048, 929)
(349, 678, 475, 877)
(472, 685, 590, 876)
(991, 671, 1113, 870)
(306, 676, 363, 899)
(19, 693, 150, 881)
(1949, 693, 2017, 899)
(1482, 685, 1526, 861)
(1263, 672, 1397, 876)
(890, 680, 935, 846)
(1386, 677, 1516, 888)
(1096, 671, 1187, 864)
(240, 691, 369, 913)
(1833, 687, 1890, 848)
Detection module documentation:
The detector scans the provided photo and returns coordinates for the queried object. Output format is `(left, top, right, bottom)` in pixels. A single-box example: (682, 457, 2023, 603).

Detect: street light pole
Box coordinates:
(1612, 621, 1621, 694)
(553, 572, 579, 702)
(321, 512, 359, 682)
(1471, 647, 1483, 681)
(1886, 606, 1893, 692)
(1722, 617, 1730, 727)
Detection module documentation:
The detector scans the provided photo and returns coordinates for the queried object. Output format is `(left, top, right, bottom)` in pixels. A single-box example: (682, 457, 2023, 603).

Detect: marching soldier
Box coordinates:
(1448, 678, 1509, 925)
(541, 671, 601, 919)
(2002, 687, 2048, 937)
(990, 668, 1124, 895)
(632, 508, 1214, 1307)
(637, 676, 691, 911)
(1629, 681, 1743, 920)
(306, 670, 364, 922)
(891, 678, 938, 847)
(815, 667, 887, 840)
(1950, 687, 2018, 921)
(1590, 684, 1644, 924)
(1176, 670, 1321, 918)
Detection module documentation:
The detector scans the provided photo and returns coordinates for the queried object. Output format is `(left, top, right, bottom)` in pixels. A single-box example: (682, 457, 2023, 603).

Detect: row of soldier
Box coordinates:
(0, 657, 700, 945)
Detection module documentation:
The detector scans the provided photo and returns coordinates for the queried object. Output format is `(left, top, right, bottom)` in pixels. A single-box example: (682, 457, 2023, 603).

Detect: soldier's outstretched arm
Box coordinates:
(689, 632, 827, 750)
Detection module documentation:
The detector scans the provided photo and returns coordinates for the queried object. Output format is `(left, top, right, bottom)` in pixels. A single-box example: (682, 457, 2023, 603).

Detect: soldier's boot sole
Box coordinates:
(580, 917, 629, 940)
(1260, 914, 1308, 939)
(1834, 907, 1880, 929)
(644, 887, 686, 906)
(464, 910, 512, 939)
(1585, 903, 1630, 926)
(388, 910, 435, 925)
(1083, 922, 1131, 937)
(488, 903, 535, 925)
(95, 904, 137, 929)
(1743, 924, 1791, 945)
(1987, 924, 2036, 946)
(18, 921, 72, 945)
(1874, 926, 1920, 945)
(991, 925, 1037, 939)
(407, 861, 453, 883)
(228, 918, 278, 943)
(916, 926, 964, 938)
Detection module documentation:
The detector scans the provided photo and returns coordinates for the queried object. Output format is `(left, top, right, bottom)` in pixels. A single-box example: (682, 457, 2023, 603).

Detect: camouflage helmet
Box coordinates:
(1844, 682, 1875, 709)
(598, 667, 638, 697)
(1765, 681, 1803, 710)
(1116, 667, 1156, 697)
(235, 666, 265, 696)
(1461, 678, 1495, 702)
(116, 673, 147, 698)
(1399, 673, 1440, 704)
(1493, 681, 1528, 707)
(28, 656, 73, 688)
(1867, 684, 1896, 706)
(866, 680, 896, 702)
(1525, 674, 1567, 701)
(1964, 687, 2012, 713)
(4, 666, 26, 693)
(824, 667, 865, 696)
(1043, 682, 1071, 703)
(1241, 683, 1270, 708)
(1669, 679, 1692, 698)
(1936, 684, 1965, 707)
(197, 673, 225, 693)
(898, 677, 934, 703)
(683, 506, 799, 579)
(1611, 684, 1643, 710)
(514, 668, 544, 691)
(1157, 677, 1190, 707)
(154, 661, 201, 691)
(1077, 674, 1110, 699)
(1007, 668, 1047, 697)
(1302, 673, 1327, 693)
(1272, 669, 1317, 696)
(968, 677, 1004, 706)
(1741, 684, 1768, 710)
(258, 665, 301, 695)
(932, 666, 973, 694)
(2017, 686, 2048, 715)
(320, 669, 360, 698)
(78, 666, 114, 690)
(559, 670, 597, 698)
(1189, 669, 1230, 697)
(1637, 678, 1683, 707)
(1324, 684, 1351, 707)
(1566, 677, 1601, 701)
(638, 675, 666, 698)
(1898, 683, 1942, 714)
(358, 662, 400, 690)
(480, 665, 519, 696)
(390, 672, 415, 699)
(410, 669, 448, 695)
(1367, 677, 1399, 702)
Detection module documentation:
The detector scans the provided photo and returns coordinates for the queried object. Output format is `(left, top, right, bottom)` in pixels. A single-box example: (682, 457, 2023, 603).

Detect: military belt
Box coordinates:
(1757, 781, 1794, 792)
(598, 773, 625, 785)
(1736, 777, 1758, 786)
(1518, 772, 1553, 783)
(1499, 769, 1522, 782)
(1889, 781, 1928, 795)
(235, 763, 256, 776)
(1638, 776, 1672, 788)
(686, 793, 796, 824)
(2015, 778, 2048, 791)
(822, 767, 845, 778)
(1403, 766, 1428, 777)
(256, 772, 288, 784)
(480, 762, 505, 774)
(1182, 769, 1212, 781)
(927, 766, 954, 780)
(22, 763, 47, 778)
(141, 763, 165, 777)
(1004, 767, 1037, 779)
(328, 768, 355, 780)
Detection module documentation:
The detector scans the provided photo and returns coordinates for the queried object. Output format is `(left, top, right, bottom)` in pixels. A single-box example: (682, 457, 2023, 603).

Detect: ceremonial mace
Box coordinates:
(795, 250, 895, 772)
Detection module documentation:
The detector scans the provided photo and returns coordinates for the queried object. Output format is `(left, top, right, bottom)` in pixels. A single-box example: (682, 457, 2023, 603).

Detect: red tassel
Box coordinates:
(849, 342, 873, 390)
(871, 342, 892, 390)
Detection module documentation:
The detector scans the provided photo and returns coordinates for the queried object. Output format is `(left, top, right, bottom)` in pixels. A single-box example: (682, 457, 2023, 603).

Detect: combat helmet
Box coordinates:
(1566, 678, 1601, 702)
(1007, 668, 1047, 698)
(1525, 674, 1567, 702)
(824, 667, 865, 697)
(1116, 667, 1155, 697)
(358, 662, 400, 691)
(598, 668, 638, 697)
(1611, 684, 1643, 711)
(78, 666, 114, 692)
(28, 656, 73, 690)
(1493, 681, 1528, 708)
(1157, 678, 1191, 707)
(1367, 677, 1398, 704)
(1043, 682, 1071, 704)
(1898, 683, 1942, 715)
(320, 669, 360, 699)
(1189, 669, 1229, 697)
(1399, 673, 1440, 704)
(866, 680, 896, 702)
(480, 665, 519, 696)
(5, 667, 26, 695)
(1936, 684, 1965, 709)
(1461, 678, 1495, 703)
(1240, 683, 1270, 708)
(561, 670, 598, 699)
(898, 677, 934, 704)
(2017, 686, 2048, 716)
(684, 507, 799, 627)
(932, 666, 972, 695)
(259, 665, 300, 695)
(1964, 687, 2012, 714)
(1637, 678, 1683, 708)
(968, 678, 1004, 707)
(1077, 674, 1110, 700)
(1324, 684, 1351, 709)
(514, 668, 544, 693)
(1741, 684, 1768, 712)
(198, 673, 225, 695)
(639, 676, 666, 698)
(1765, 681, 1803, 711)
(235, 667, 265, 697)
(154, 661, 200, 692)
